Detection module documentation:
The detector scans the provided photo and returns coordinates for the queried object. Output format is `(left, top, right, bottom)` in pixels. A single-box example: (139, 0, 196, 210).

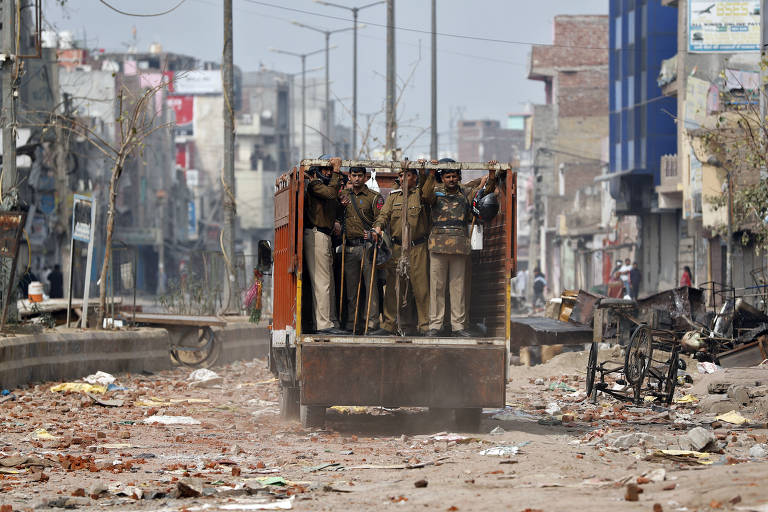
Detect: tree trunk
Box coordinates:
(98, 160, 122, 328)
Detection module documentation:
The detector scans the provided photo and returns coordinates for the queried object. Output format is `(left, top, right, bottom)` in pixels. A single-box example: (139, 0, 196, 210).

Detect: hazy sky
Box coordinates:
(47, 0, 607, 156)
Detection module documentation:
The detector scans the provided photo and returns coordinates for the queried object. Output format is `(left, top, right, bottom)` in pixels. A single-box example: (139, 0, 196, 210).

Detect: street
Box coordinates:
(2, 351, 767, 512)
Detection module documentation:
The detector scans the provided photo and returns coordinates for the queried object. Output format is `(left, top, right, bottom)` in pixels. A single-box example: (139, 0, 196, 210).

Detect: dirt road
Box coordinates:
(1, 352, 767, 511)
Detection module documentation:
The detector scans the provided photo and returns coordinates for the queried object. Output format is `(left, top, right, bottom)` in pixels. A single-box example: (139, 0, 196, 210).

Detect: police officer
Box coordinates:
(373, 167, 431, 335)
(340, 166, 386, 334)
(304, 156, 345, 334)
(422, 160, 496, 337)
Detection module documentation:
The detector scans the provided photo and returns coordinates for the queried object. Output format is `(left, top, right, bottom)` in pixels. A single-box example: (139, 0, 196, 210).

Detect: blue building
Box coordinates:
(609, 0, 677, 214)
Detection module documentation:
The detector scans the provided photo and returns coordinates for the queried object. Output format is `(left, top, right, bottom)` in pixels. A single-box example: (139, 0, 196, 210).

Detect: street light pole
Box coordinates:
(270, 46, 326, 157)
(314, 1, 384, 157)
(292, 21, 356, 155)
(430, 0, 437, 159)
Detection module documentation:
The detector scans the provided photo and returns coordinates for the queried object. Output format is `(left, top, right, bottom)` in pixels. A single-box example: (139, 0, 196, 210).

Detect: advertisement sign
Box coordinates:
(689, 1, 760, 52)
(173, 70, 222, 95)
(167, 95, 194, 136)
(72, 195, 94, 243)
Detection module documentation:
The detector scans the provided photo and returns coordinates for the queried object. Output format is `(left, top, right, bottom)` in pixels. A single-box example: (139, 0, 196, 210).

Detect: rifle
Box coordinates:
(396, 174, 412, 335)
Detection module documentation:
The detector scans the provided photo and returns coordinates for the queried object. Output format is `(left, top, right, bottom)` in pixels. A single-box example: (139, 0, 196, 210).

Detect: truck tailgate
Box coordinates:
(299, 340, 506, 408)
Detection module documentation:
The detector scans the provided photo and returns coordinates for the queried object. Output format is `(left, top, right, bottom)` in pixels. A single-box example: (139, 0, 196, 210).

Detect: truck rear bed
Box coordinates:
(299, 335, 506, 408)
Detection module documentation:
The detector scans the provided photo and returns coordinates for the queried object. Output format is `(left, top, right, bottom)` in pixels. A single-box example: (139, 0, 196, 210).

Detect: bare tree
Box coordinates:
(39, 79, 171, 327)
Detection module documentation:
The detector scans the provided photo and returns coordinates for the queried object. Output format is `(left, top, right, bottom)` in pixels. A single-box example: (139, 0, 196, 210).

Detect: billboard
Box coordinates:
(167, 95, 194, 136)
(72, 195, 94, 243)
(689, 1, 760, 52)
(173, 70, 222, 95)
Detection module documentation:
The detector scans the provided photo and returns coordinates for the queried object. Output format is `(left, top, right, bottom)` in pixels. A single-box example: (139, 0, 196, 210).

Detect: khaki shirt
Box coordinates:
(304, 171, 341, 231)
(374, 186, 430, 243)
(341, 185, 384, 239)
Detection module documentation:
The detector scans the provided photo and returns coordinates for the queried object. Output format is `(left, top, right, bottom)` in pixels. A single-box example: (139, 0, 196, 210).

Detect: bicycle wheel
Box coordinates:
(586, 341, 598, 397)
(625, 325, 652, 385)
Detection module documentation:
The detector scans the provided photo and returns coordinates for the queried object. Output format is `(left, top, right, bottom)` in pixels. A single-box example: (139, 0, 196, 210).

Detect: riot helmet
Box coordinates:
(473, 191, 499, 222)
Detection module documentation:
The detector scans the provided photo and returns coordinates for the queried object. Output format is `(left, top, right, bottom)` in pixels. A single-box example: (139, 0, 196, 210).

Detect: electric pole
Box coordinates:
(1, 0, 18, 206)
(270, 46, 326, 158)
(385, 0, 396, 159)
(314, 1, 383, 158)
(222, 0, 237, 312)
(430, 0, 437, 159)
(292, 21, 354, 156)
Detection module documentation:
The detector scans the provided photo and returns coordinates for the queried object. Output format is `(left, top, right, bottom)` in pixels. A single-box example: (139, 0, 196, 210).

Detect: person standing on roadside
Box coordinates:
(680, 265, 693, 287)
(304, 156, 344, 335)
(619, 257, 632, 298)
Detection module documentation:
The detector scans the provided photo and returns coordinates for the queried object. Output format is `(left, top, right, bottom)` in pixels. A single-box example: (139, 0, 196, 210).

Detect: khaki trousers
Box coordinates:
(343, 244, 380, 331)
(303, 228, 336, 331)
(382, 243, 430, 333)
(429, 252, 468, 331)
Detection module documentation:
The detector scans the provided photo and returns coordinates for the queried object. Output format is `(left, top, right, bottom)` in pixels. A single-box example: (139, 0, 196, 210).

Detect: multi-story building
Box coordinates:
(657, 0, 765, 290)
(528, 15, 615, 295)
(609, 0, 679, 293)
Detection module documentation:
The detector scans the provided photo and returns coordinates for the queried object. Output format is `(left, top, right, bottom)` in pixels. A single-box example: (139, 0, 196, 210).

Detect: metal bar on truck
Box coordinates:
(299, 159, 516, 171)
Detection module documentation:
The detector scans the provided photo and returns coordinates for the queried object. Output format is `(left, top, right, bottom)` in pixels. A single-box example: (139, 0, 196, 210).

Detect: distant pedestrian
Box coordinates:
(48, 264, 64, 299)
(619, 257, 632, 298)
(680, 265, 693, 288)
(607, 270, 624, 298)
(533, 268, 547, 308)
(629, 262, 641, 300)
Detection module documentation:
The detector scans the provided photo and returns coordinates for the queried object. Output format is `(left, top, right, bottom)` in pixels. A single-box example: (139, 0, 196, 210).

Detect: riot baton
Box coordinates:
(364, 242, 378, 336)
(339, 232, 346, 319)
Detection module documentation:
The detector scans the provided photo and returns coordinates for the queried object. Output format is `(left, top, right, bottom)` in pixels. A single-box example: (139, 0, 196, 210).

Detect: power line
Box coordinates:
(99, 0, 187, 17)
(241, 0, 613, 51)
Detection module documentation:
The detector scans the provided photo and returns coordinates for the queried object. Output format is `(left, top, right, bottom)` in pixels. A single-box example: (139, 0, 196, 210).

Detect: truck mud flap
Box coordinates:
(300, 343, 505, 408)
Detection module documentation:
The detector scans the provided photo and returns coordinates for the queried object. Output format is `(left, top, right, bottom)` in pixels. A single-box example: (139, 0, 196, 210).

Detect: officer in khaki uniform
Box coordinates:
(303, 156, 345, 335)
(340, 166, 386, 334)
(373, 167, 431, 334)
(422, 160, 496, 337)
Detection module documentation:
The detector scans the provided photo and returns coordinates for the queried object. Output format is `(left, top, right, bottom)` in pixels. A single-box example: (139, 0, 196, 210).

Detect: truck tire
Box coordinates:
(300, 405, 326, 429)
(279, 386, 300, 419)
(454, 408, 482, 432)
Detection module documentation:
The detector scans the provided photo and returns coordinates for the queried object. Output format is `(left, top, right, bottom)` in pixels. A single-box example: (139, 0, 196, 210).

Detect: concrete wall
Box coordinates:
(0, 323, 268, 391)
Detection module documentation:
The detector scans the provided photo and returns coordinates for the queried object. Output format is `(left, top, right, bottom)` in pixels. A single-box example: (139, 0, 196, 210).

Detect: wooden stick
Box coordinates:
(364, 243, 378, 336)
(352, 246, 365, 334)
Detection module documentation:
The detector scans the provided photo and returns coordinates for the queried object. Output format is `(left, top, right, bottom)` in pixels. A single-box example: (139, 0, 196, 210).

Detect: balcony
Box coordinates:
(655, 153, 682, 210)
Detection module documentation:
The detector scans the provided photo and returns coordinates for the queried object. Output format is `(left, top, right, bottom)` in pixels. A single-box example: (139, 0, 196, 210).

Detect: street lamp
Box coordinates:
(313, 1, 384, 158)
(292, 20, 360, 154)
(270, 46, 328, 158)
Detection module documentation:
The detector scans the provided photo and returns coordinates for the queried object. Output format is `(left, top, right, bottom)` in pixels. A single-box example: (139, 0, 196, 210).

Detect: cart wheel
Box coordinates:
(300, 405, 326, 429)
(585, 342, 598, 398)
(454, 408, 482, 433)
(664, 350, 680, 405)
(279, 386, 300, 419)
(625, 325, 652, 385)
(170, 326, 221, 369)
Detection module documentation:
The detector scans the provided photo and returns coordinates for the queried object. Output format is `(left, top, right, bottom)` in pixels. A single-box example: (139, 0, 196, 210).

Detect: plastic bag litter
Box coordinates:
(545, 402, 562, 416)
(31, 428, 57, 441)
(489, 426, 505, 435)
(478, 445, 519, 456)
(674, 394, 699, 404)
(50, 383, 106, 394)
(697, 362, 722, 374)
(188, 368, 223, 387)
(83, 371, 116, 386)
(143, 415, 201, 425)
(548, 382, 576, 392)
